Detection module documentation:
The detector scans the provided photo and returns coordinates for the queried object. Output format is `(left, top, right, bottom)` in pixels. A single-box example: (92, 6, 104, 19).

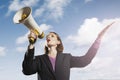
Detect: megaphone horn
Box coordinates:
(13, 6, 44, 41)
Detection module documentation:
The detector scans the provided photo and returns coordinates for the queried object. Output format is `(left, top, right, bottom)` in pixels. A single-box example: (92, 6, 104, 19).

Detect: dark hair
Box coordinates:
(44, 32, 64, 54)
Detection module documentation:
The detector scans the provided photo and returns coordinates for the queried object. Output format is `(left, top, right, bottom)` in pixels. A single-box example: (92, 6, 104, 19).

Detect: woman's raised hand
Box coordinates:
(98, 22, 115, 39)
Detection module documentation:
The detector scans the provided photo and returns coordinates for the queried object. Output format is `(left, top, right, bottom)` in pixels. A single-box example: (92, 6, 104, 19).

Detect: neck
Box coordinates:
(48, 46, 57, 58)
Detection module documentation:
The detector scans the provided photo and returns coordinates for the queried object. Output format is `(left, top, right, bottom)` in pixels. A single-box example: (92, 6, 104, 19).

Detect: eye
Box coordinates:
(51, 35, 54, 37)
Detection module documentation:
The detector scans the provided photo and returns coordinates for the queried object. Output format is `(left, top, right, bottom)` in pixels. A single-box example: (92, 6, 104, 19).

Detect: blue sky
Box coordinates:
(0, 0, 120, 80)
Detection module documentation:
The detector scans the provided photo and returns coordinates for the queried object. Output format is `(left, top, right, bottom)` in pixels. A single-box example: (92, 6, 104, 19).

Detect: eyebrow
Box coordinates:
(46, 33, 56, 38)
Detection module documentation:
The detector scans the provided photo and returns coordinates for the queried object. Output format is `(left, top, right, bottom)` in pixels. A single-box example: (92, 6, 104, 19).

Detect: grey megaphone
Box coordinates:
(13, 6, 44, 42)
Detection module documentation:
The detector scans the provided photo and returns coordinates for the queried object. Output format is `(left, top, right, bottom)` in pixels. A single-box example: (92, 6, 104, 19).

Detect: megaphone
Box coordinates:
(13, 6, 44, 42)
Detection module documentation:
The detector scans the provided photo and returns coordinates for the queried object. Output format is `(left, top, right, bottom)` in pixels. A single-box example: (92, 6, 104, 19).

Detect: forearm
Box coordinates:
(25, 44, 35, 60)
(84, 36, 101, 63)
(22, 45, 37, 75)
(71, 38, 101, 68)
(28, 44, 35, 49)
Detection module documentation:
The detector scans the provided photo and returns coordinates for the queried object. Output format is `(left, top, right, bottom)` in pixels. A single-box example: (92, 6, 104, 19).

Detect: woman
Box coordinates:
(22, 22, 114, 80)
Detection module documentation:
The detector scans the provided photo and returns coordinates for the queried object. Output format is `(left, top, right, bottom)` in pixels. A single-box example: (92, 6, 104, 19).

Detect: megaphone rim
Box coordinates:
(13, 6, 32, 24)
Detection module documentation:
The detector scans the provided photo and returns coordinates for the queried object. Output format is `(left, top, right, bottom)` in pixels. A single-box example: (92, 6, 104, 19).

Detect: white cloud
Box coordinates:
(7, 0, 71, 21)
(16, 46, 27, 53)
(34, 0, 72, 21)
(34, 7, 45, 18)
(85, 0, 93, 3)
(66, 18, 100, 47)
(0, 46, 6, 56)
(0, 67, 3, 70)
(39, 23, 52, 31)
(6, 0, 39, 16)
(65, 18, 120, 79)
(16, 32, 29, 44)
(66, 18, 120, 46)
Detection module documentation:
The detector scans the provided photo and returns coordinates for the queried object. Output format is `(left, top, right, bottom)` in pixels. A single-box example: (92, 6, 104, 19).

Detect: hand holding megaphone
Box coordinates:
(28, 30, 38, 44)
(13, 6, 44, 42)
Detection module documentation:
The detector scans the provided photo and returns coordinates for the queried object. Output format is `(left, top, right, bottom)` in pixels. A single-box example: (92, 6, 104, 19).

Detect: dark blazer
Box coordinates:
(22, 39, 100, 80)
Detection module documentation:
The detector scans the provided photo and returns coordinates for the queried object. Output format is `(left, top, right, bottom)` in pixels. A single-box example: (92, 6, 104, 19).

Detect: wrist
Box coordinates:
(28, 44, 35, 49)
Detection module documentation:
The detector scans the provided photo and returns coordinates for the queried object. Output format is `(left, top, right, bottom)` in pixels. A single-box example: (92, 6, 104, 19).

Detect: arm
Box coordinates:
(22, 45, 38, 75)
(70, 22, 115, 68)
(22, 31, 39, 75)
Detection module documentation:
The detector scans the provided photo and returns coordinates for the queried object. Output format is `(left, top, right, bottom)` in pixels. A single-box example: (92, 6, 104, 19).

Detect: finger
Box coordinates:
(29, 32, 37, 39)
(102, 21, 115, 33)
(98, 22, 115, 38)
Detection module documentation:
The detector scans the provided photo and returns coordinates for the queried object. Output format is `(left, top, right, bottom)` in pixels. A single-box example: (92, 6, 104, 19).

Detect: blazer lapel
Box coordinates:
(43, 53, 64, 79)
(55, 53, 64, 76)
(44, 54, 54, 70)
(43, 54, 56, 78)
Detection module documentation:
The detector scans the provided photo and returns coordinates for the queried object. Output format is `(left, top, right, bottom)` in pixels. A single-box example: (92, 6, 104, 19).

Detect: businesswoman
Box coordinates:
(22, 22, 114, 80)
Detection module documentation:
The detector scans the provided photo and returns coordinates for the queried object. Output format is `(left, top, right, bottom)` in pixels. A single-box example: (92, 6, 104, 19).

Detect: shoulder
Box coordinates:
(62, 53, 71, 56)
(34, 54, 46, 60)
(35, 54, 46, 58)
(59, 53, 72, 58)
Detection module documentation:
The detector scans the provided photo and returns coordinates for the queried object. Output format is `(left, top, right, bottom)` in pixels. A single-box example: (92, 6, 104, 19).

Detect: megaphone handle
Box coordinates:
(29, 37, 36, 44)
(38, 32, 44, 39)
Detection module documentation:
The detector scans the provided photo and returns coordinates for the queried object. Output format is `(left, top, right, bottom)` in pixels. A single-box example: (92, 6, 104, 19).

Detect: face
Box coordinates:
(46, 33, 60, 47)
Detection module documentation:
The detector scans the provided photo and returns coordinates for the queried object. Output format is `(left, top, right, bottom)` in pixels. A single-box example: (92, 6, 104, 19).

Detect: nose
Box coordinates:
(46, 35, 50, 40)
(47, 34, 52, 38)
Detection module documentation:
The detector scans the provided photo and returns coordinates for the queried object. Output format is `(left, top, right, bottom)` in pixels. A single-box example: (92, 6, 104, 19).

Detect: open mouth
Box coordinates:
(47, 39, 50, 42)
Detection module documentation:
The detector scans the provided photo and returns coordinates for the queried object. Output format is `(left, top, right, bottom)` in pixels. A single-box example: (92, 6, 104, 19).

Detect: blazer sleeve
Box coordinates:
(70, 38, 101, 68)
(22, 47, 40, 75)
